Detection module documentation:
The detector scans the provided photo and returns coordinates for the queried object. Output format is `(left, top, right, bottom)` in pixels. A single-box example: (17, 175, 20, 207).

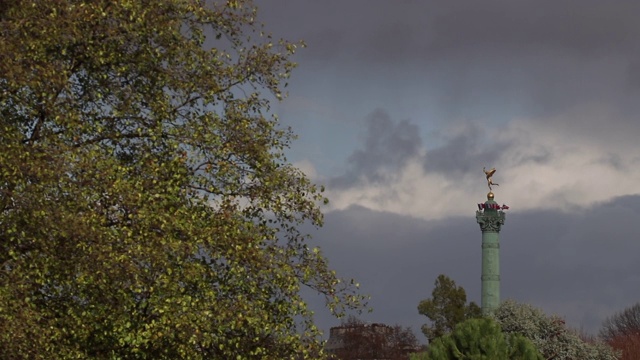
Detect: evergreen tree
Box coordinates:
(426, 318, 543, 360)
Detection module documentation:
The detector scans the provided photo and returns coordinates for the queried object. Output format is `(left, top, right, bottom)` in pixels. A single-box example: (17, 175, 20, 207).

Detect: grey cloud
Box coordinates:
(330, 115, 554, 188)
(422, 121, 553, 178)
(260, 1, 640, 65)
(258, 0, 640, 121)
(304, 1, 640, 63)
(330, 109, 422, 187)
(499, 198, 640, 330)
(306, 195, 640, 340)
(427, 1, 640, 60)
(594, 153, 627, 172)
(423, 123, 508, 176)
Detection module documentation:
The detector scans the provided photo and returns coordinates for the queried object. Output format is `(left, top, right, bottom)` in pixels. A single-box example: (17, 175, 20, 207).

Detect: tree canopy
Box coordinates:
(418, 274, 481, 342)
(424, 318, 543, 360)
(600, 302, 640, 342)
(493, 301, 617, 360)
(607, 333, 640, 360)
(600, 302, 640, 360)
(0, 0, 363, 358)
(330, 316, 420, 360)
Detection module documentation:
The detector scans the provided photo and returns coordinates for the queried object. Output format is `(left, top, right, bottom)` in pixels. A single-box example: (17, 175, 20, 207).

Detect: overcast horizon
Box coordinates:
(255, 1, 640, 341)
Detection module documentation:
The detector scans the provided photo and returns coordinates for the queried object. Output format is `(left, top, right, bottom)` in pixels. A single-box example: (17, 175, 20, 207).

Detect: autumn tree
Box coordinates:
(607, 333, 640, 360)
(493, 300, 618, 360)
(600, 302, 640, 359)
(0, 0, 363, 358)
(425, 318, 543, 360)
(600, 302, 640, 341)
(418, 274, 481, 342)
(330, 316, 419, 360)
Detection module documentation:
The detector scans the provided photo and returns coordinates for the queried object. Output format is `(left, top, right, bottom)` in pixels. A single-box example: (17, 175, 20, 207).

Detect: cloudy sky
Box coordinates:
(254, 0, 640, 341)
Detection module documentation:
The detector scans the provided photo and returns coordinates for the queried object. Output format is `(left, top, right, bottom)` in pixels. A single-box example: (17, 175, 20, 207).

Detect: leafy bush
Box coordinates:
(493, 300, 618, 360)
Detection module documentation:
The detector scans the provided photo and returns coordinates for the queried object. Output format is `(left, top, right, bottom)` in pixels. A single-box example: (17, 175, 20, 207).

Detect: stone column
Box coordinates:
(475, 192, 506, 316)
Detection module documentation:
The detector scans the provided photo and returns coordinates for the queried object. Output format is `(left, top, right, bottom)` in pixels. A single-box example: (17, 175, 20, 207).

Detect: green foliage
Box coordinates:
(0, 0, 364, 358)
(409, 351, 430, 360)
(493, 300, 618, 360)
(418, 274, 481, 341)
(426, 318, 543, 360)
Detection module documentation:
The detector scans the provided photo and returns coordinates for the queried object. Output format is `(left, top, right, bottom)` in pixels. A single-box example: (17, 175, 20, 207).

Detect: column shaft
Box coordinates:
(476, 199, 505, 316)
(481, 231, 500, 315)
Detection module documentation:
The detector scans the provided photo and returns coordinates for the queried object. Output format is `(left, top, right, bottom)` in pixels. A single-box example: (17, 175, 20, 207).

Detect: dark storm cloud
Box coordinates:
(422, 1, 640, 58)
(499, 196, 640, 331)
(258, 0, 640, 119)
(414, 1, 640, 118)
(306, 195, 640, 339)
(264, 0, 640, 65)
(330, 109, 421, 187)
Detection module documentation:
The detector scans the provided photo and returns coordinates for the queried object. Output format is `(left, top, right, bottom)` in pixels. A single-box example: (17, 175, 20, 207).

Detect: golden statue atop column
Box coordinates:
(483, 167, 499, 192)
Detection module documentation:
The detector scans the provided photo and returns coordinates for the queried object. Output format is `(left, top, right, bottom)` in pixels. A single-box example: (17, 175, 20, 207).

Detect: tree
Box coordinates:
(425, 318, 542, 360)
(607, 333, 640, 360)
(387, 325, 423, 359)
(600, 302, 640, 342)
(418, 274, 482, 342)
(329, 316, 420, 360)
(493, 300, 618, 360)
(600, 302, 640, 359)
(0, 1, 364, 358)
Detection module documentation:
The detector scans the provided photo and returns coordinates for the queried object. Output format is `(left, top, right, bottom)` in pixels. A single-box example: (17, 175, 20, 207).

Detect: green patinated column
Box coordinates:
(475, 192, 506, 316)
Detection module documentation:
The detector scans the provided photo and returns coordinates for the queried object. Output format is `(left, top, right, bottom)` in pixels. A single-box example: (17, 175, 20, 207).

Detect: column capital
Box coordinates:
(476, 210, 505, 232)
